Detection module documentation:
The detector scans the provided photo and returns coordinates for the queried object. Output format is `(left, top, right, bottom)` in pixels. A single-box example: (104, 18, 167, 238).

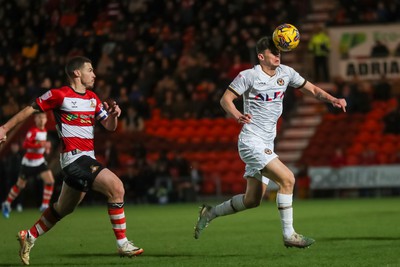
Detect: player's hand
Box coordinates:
(45, 141, 51, 154)
(40, 141, 52, 149)
(237, 114, 253, 124)
(103, 101, 121, 118)
(0, 125, 7, 144)
(332, 98, 347, 112)
(39, 141, 52, 154)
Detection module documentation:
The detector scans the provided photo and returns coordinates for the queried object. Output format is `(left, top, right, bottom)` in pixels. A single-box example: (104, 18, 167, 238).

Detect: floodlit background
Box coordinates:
(1, 0, 400, 207)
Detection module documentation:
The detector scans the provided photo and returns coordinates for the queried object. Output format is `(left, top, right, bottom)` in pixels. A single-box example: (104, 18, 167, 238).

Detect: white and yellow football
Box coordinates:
(272, 23, 300, 52)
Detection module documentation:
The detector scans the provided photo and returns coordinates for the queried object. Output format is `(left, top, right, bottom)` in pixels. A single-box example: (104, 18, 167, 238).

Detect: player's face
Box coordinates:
(34, 113, 47, 129)
(263, 49, 280, 68)
(80, 63, 96, 89)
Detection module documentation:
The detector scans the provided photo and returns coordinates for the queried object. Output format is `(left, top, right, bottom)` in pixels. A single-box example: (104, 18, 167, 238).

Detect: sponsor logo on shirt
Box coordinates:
(255, 91, 285, 101)
(66, 114, 79, 121)
(80, 118, 92, 124)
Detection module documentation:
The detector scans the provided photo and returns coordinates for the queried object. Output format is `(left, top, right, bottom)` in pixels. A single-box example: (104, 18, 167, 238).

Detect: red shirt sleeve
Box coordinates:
(93, 92, 108, 121)
(36, 89, 64, 112)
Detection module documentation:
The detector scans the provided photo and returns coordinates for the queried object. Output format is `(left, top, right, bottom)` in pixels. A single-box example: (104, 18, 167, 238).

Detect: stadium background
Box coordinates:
(1, 0, 400, 207)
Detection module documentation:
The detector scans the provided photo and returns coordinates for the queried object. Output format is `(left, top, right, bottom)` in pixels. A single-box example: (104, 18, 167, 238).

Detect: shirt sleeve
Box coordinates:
(36, 89, 63, 111)
(94, 94, 108, 122)
(287, 66, 306, 89)
(228, 69, 253, 96)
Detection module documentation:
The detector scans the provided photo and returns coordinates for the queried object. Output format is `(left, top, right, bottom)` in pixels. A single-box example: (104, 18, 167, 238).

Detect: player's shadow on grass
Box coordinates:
(63, 252, 241, 258)
(63, 253, 122, 258)
(319, 236, 400, 241)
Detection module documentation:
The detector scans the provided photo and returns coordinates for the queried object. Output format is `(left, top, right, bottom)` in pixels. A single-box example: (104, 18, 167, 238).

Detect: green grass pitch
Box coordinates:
(0, 197, 399, 267)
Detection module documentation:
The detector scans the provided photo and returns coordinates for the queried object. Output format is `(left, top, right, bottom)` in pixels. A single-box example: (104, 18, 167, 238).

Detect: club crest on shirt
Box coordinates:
(90, 99, 96, 108)
(90, 165, 99, 173)
(264, 149, 272, 155)
(277, 78, 285, 86)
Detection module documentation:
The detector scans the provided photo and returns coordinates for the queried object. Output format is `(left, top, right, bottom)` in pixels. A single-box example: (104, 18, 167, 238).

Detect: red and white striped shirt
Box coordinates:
(21, 126, 47, 167)
(36, 86, 108, 168)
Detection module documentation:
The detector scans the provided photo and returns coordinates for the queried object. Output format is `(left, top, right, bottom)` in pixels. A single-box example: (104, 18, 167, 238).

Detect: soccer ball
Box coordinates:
(272, 23, 300, 52)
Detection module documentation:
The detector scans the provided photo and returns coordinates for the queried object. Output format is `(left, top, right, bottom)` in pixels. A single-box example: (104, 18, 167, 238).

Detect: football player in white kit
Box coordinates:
(194, 36, 347, 248)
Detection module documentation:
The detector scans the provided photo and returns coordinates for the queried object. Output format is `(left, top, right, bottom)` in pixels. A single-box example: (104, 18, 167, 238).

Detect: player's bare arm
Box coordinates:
(101, 101, 121, 131)
(0, 105, 39, 143)
(220, 89, 253, 124)
(300, 81, 347, 112)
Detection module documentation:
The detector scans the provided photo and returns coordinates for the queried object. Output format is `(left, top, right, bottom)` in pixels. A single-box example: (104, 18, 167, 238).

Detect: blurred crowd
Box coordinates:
(328, 74, 393, 114)
(0, 0, 304, 126)
(329, 0, 400, 25)
(1, 0, 398, 125)
(1, 0, 400, 204)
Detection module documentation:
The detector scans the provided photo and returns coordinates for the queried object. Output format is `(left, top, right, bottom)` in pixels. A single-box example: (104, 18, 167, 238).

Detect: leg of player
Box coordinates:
(92, 168, 144, 257)
(17, 182, 84, 265)
(194, 178, 267, 239)
(262, 158, 315, 248)
(2, 178, 27, 218)
(39, 170, 55, 212)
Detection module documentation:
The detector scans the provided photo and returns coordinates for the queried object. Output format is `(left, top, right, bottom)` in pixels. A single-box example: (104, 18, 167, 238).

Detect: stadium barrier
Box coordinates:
(309, 165, 400, 189)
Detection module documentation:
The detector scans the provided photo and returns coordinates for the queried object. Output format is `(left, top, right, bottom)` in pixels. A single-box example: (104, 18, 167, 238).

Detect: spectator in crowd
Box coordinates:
(308, 25, 331, 82)
(2, 95, 20, 121)
(120, 164, 146, 204)
(103, 140, 120, 169)
(383, 98, 400, 134)
(359, 147, 378, 165)
(395, 42, 400, 57)
(170, 92, 191, 119)
(330, 147, 348, 168)
(294, 164, 310, 199)
(120, 105, 145, 132)
(370, 40, 390, 58)
(187, 161, 203, 199)
(373, 75, 392, 101)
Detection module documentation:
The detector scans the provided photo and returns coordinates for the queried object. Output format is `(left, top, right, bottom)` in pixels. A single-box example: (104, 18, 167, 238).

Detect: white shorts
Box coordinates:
(238, 137, 278, 185)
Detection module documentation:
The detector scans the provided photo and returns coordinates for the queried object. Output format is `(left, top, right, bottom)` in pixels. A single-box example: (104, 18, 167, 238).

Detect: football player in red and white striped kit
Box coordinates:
(0, 56, 143, 265)
(2, 112, 54, 218)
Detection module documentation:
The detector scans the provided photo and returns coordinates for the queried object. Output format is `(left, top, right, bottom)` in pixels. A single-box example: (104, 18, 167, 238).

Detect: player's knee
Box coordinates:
(17, 183, 26, 190)
(16, 180, 27, 189)
(280, 172, 295, 190)
(110, 179, 125, 199)
(244, 197, 262, 208)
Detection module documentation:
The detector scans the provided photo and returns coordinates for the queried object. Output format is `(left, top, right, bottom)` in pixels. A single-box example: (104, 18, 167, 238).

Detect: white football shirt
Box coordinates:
(229, 64, 306, 144)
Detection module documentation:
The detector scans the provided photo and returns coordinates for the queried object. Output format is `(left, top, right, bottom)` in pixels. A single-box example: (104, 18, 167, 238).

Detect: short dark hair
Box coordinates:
(65, 56, 92, 80)
(256, 36, 279, 55)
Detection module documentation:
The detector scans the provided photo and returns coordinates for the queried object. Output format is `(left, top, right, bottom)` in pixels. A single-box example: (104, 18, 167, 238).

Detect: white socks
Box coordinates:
(116, 237, 128, 247)
(212, 194, 246, 219)
(276, 193, 295, 239)
(209, 193, 295, 239)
